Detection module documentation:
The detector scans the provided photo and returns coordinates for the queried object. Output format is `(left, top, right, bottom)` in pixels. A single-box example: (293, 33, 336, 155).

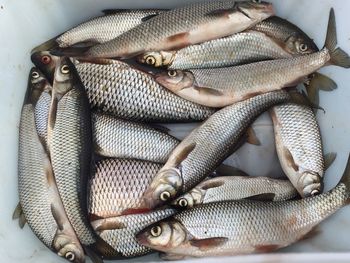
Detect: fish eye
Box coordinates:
(178, 198, 188, 208)
(145, 56, 156, 66)
(31, 71, 40, 79)
(65, 252, 75, 262)
(60, 65, 70, 74)
(168, 70, 177, 78)
(160, 191, 171, 202)
(150, 225, 162, 237)
(41, 55, 51, 65)
(299, 43, 308, 52)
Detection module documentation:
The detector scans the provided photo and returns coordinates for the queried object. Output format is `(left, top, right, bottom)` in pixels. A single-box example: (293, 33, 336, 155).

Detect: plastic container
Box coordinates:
(0, 0, 349, 262)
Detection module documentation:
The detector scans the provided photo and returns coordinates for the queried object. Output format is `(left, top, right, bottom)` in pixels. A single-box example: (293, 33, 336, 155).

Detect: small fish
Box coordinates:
(154, 9, 350, 108)
(138, 31, 292, 69)
(18, 68, 85, 263)
(143, 91, 290, 209)
(81, 1, 274, 59)
(32, 9, 164, 52)
(74, 59, 216, 123)
(172, 175, 298, 209)
(50, 57, 115, 259)
(92, 112, 179, 163)
(91, 209, 177, 258)
(137, 155, 350, 257)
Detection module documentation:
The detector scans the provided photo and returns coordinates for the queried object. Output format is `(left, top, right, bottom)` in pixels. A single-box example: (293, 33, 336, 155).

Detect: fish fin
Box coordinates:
(339, 154, 350, 192)
(102, 9, 130, 15)
(166, 32, 190, 48)
(19, 213, 27, 229)
(50, 204, 64, 231)
(283, 147, 299, 172)
(324, 9, 350, 68)
(148, 124, 171, 134)
(120, 208, 152, 216)
(12, 202, 23, 220)
(306, 73, 337, 106)
(84, 245, 104, 263)
(89, 213, 105, 222)
(31, 36, 59, 54)
(190, 237, 228, 250)
(246, 127, 261, 146)
(201, 179, 225, 191)
(193, 86, 224, 97)
(93, 219, 126, 232)
(141, 14, 159, 22)
(289, 90, 325, 113)
(159, 252, 185, 261)
(205, 4, 236, 17)
(214, 165, 247, 177)
(255, 244, 280, 253)
(174, 142, 196, 166)
(324, 152, 337, 170)
(245, 193, 276, 201)
(299, 226, 321, 242)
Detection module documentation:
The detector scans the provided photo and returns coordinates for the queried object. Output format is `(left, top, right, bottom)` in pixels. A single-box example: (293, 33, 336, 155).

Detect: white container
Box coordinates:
(1, 0, 350, 262)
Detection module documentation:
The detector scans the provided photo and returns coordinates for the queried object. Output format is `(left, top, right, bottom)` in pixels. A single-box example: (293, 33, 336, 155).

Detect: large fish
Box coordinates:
(49, 57, 115, 259)
(92, 113, 179, 162)
(137, 155, 350, 257)
(81, 1, 274, 59)
(74, 59, 216, 122)
(32, 9, 164, 52)
(143, 91, 290, 209)
(17, 68, 85, 263)
(138, 31, 292, 69)
(172, 174, 298, 209)
(155, 9, 349, 108)
(91, 209, 177, 258)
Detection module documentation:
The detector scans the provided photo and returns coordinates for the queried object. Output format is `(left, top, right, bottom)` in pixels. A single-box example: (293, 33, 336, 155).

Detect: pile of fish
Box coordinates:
(15, 1, 350, 262)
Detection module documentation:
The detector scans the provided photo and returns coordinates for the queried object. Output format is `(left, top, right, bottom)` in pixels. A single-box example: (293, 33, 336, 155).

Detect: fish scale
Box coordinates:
(89, 159, 162, 218)
(34, 92, 51, 148)
(75, 60, 216, 122)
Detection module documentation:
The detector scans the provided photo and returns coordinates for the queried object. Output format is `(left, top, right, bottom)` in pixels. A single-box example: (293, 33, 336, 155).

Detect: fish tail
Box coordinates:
(31, 37, 59, 54)
(324, 8, 350, 68)
(306, 73, 337, 106)
(339, 154, 350, 200)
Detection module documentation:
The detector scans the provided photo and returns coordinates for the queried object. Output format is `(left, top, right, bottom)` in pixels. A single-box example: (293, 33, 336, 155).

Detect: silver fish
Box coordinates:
(92, 112, 179, 163)
(74, 59, 216, 123)
(89, 159, 163, 219)
(18, 68, 85, 263)
(137, 155, 350, 257)
(138, 31, 291, 69)
(172, 175, 298, 209)
(154, 9, 350, 108)
(91, 209, 176, 258)
(143, 91, 290, 209)
(50, 58, 115, 257)
(83, 1, 274, 58)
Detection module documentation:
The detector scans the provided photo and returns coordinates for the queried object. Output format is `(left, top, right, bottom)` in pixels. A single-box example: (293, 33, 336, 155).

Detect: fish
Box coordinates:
(74, 59, 216, 123)
(79, 1, 274, 59)
(92, 112, 179, 163)
(49, 57, 115, 259)
(137, 31, 292, 69)
(88, 159, 163, 219)
(137, 154, 350, 257)
(270, 91, 328, 197)
(172, 175, 298, 209)
(17, 68, 85, 263)
(32, 9, 164, 52)
(154, 9, 350, 108)
(91, 209, 177, 258)
(142, 91, 290, 209)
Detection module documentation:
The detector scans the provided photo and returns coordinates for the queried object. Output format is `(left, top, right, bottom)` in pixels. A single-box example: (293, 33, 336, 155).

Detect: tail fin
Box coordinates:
(305, 72, 337, 106)
(324, 8, 350, 68)
(339, 154, 350, 192)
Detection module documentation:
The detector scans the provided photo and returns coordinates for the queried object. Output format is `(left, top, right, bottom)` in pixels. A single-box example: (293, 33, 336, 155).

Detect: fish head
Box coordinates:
(143, 168, 183, 209)
(236, 1, 275, 21)
(137, 51, 175, 67)
(26, 67, 50, 105)
(297, 171, 323, 197)
(53, 57, 76, 96)
(155, 70, 194, 92)
(172, 187, 204, 209)
(54, 233, 85, 263)
(136, 219, 188, 252)
(285, 33, 319, 56)
(31, 51, 60, 83)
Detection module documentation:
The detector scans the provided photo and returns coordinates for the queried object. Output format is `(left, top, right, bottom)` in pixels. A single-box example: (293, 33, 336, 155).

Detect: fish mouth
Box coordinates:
(135, 231, 150, 247)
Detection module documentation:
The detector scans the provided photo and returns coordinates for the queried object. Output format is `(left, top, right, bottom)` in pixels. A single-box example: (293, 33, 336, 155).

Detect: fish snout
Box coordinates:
(299, 171, 323, 197)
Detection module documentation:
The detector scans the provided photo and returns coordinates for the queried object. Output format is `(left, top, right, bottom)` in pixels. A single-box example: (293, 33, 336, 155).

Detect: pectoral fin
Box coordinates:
(190, 237, 228, 251)
(174, 142, 196, 166)
(201, 179, 225, 191)
(51, 204, 64, 231)
(246, 127, 261, 146)
(245, 193, 276, 201)
(324, 152, 337, 170)
(193, 86, 225, 97)
(283, 147, 299, 172)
